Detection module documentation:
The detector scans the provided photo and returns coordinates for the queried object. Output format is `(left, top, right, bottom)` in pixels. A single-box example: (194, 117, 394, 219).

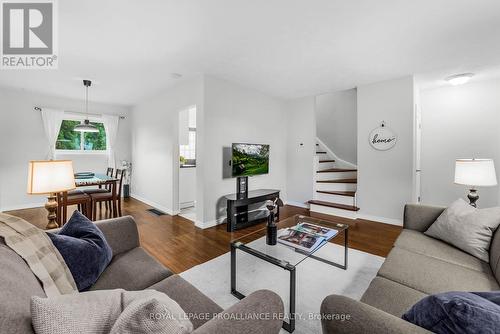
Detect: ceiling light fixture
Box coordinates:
(74, 79, 99, 133)
(445, 73, 474, 86)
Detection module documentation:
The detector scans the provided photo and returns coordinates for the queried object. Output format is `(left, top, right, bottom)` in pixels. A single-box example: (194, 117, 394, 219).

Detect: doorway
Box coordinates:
(178, 106, 197, 222)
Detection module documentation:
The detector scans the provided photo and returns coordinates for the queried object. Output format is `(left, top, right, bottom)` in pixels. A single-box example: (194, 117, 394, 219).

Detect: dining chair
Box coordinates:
(83, 167, 114, 212)
(89, 169, 125, 220)
(57, 191, 92, 226)
(104, 167, 114, 210)
(83, 168, 114, 194)
(114, 169, 125, 216)
(56, 188, 84, 224)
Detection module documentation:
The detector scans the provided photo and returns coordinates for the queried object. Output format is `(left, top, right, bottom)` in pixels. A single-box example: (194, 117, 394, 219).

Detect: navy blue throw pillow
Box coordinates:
(47, 211, 112, 291)
(403, 291, 500, 334)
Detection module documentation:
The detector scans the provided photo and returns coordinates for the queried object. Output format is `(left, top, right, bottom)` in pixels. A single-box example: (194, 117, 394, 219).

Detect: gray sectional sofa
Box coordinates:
(321, 204, 500, 333)
(0, 216, 284, 334)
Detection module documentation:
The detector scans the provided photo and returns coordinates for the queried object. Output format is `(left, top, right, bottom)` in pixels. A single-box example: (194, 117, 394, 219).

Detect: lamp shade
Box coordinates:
(27, 160, 76, 194)
(454, 159, 498, 187)
(74, 119, 99, 133)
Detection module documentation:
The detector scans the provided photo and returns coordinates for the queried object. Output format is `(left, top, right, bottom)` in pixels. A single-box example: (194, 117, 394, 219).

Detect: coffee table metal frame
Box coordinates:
(230, 218, 348, 333)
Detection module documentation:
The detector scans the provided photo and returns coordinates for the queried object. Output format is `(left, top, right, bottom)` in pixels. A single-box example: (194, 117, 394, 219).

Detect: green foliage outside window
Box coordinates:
(84, 122, 106, 150)
(56, 120, 81, 150)
(55, 120, 107, 151)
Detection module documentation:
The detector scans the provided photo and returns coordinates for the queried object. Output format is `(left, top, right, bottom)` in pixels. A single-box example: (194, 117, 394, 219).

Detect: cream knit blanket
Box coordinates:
(0, 213, 77, 297)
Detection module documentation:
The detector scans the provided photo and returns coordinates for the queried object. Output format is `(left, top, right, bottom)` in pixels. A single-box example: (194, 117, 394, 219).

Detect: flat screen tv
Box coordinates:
(232, 143, 269, 177)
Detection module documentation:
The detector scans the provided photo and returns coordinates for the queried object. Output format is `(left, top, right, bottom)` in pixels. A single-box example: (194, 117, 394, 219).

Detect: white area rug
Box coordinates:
(180, 237, 385, 334)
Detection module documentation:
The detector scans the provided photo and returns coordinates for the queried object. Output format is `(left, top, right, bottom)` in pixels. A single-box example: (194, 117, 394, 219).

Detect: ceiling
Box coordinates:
(1, 0, 500, 105)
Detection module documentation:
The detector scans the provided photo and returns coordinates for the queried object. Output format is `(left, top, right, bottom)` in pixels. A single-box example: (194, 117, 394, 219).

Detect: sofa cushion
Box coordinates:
(402, 291, 500, 334)
(149, 275, 223, 329)
(0, 238, 43, 334)
(490, 228, 500, 282)
(90, 247, 172, 291)
(395, 230, 490, 272)
(93, 216, 140, 256)
(361, 276, 428, 317)
(47, 211, 113, 291)
(403, 204, 446, 232)
(425, 198, 500, 262)
(378, 247, 499, 294)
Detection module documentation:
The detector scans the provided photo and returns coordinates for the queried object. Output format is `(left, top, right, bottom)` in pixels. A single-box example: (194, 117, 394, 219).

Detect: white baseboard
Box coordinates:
(0, 202, 46, 212)
(285, 200, 309, 209)
(356, 212, 402, 226)
(195, 219, 222, 229)
(130, 193, 175, 216)
(130, 195, 228, 229)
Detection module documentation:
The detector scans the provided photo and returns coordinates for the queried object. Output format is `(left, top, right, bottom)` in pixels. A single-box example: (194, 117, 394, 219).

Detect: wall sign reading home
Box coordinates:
(369, 122, 397, 151)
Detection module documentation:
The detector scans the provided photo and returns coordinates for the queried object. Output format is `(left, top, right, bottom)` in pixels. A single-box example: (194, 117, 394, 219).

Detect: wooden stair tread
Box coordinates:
(316, 151, 327, 154)
(316, 190, 355, 197)
(316, 178, 357, 183)
(308, 200, 359, 211)
(317, 168, 357, 173)
(318, 160, 336, 163)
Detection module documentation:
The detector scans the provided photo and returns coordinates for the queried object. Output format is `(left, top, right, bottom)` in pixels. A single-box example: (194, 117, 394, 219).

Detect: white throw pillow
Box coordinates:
(31, 289, 193, 334)
(425, 198, 500, 262)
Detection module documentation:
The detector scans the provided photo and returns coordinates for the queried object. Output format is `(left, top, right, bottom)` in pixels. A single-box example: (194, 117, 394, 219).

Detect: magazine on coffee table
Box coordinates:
(277, 222, 339, 252)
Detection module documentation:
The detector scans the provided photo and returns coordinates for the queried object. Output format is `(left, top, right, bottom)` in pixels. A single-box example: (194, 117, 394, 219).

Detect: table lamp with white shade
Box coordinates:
(454, 159, 497, 207)
(27, 160, 76, 229)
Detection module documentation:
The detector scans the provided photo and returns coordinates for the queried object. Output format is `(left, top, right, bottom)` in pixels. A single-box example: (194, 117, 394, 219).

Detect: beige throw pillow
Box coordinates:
(110, 291, 193, 334)
(31, 289, 193, 334)
(425, 198, 500, 262)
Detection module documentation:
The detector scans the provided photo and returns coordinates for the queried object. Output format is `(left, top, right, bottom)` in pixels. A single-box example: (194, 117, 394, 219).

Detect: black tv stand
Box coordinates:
(225, 189, 280, 232)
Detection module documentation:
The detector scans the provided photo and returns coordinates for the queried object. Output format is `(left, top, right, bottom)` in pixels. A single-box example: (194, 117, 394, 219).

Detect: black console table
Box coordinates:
(225, 189, 280, 232)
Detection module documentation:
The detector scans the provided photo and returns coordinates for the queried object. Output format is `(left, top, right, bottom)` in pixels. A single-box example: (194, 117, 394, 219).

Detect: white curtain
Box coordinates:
(103, 114, 120, 168)
(40, 108, 65, 159)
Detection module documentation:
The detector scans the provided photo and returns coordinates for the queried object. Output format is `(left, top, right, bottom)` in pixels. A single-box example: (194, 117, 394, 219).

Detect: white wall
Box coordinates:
(356, 76, 415, 224)
(179, 167, 196, 208)
(420, 79, 500, 208)
(131, 75, 288, 226)
(0, 86, 130, 211)
(201, 76, 287, 226)
(285, 97, 316, 207)
(130, 76, 204, 216)
(315, 89, 357, 164)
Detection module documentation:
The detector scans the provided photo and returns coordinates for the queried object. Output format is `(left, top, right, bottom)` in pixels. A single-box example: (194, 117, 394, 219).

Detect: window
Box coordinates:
(56, 119, 107, 152)
(179, 107, 196, 167)
(180, 130, 196, 163)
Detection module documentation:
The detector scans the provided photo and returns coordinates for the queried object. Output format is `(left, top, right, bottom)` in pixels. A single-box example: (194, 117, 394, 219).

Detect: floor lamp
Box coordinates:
(27, 160, 76, 229)
(454, 159, 497, 207)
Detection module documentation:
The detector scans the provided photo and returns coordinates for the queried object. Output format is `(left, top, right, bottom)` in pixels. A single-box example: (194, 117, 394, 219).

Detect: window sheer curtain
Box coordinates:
(102, 114, 120, 168)
(40, 108, 65, 159)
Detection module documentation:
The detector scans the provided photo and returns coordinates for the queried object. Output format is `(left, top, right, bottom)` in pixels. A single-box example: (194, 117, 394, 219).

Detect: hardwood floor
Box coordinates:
(5, 197, 402, 273)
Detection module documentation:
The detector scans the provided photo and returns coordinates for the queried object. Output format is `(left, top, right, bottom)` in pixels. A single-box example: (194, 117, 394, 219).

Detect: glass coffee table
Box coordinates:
(230, 214, 349, 333)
